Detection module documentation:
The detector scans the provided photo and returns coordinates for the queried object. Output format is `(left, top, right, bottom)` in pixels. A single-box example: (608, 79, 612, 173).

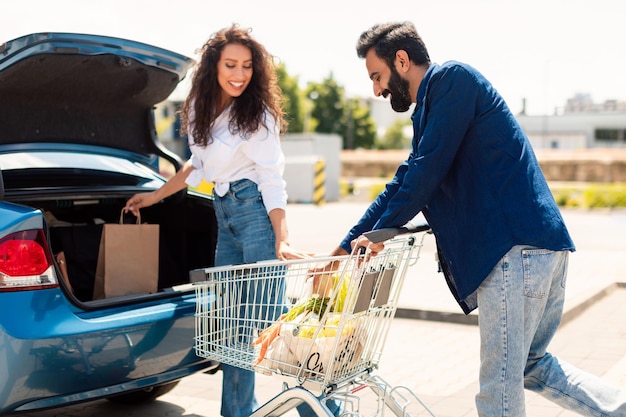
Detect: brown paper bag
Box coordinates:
(93, 210, 159, 299)
(55, 251, 73, 294)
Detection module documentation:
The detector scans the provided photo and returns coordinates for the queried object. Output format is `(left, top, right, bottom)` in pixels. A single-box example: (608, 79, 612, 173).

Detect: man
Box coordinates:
(333, 21, 626, 416)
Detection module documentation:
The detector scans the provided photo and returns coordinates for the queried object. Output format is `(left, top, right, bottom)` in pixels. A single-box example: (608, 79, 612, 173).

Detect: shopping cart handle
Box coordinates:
(363, 222, 431, 243)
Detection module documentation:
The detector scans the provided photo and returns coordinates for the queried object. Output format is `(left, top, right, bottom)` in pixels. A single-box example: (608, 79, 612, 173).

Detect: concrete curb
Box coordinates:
(395, 281, 626, 326)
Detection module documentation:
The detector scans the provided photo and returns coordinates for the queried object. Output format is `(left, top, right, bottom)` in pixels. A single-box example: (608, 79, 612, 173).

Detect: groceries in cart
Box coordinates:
(252, 272, 365, 378)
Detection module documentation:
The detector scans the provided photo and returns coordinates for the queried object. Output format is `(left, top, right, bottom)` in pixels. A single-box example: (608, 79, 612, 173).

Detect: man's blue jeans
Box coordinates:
(476, 245, 626, 416)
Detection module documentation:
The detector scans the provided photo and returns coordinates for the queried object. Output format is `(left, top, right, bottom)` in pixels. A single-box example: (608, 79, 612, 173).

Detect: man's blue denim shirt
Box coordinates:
(340, 61, 575, 314)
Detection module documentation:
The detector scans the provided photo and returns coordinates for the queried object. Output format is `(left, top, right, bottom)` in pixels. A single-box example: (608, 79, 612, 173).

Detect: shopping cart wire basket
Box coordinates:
(192, 223, 430, 397)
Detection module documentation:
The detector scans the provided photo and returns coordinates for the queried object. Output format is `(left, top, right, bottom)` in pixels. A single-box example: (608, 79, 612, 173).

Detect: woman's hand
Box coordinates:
(124, 191, 159, 217)
(275, 241, 313, 261)
(124, 162, 194, 216)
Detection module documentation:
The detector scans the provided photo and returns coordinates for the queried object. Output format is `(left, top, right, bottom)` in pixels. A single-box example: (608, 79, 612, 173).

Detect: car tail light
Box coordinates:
(0, 229, 58, 291)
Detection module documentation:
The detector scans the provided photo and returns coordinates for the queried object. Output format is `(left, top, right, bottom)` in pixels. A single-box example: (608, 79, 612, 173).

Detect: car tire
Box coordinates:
(107, 381, 180, 404)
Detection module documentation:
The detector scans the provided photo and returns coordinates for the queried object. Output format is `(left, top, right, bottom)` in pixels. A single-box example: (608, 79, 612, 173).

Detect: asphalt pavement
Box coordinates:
(16, 202, 626, 417)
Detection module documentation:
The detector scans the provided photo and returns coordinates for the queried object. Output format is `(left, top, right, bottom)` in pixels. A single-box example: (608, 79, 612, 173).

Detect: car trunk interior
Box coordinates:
(34, 192, 216, 302)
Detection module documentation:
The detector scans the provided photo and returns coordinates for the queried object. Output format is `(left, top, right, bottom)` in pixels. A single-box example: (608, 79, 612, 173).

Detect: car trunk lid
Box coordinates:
(0, 32, 193, 156)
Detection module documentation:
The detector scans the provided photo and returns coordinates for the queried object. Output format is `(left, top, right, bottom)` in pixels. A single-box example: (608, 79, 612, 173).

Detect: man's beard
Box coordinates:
(382, 68, 412, 112)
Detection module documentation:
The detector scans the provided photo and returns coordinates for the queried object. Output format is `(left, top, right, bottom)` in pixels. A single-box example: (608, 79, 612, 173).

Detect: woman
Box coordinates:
(124, 24, 311, 417)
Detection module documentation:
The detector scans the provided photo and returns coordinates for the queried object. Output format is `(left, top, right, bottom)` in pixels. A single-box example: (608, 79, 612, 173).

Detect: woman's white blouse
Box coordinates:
(185, 106, 288, 213)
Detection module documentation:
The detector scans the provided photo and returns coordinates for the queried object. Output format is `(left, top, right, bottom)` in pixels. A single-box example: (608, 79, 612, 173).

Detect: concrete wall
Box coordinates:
(283, 133, 342, 203)
(341, 149, 626, 182)
(535, 149, 626, 182)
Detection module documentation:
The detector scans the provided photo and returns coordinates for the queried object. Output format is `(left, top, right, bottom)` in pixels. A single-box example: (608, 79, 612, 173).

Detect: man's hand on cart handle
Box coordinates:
(351, 235, 384, 257)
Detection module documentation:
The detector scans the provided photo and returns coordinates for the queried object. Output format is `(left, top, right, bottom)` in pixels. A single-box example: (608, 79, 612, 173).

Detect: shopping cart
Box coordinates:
(192, 223, 436, 417)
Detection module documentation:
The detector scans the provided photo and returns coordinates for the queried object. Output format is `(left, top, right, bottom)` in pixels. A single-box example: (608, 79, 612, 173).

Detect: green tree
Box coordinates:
(306, 74, 344, 135)
(345, 98, 377, 149)
(276, 63, 304, 133)
(376, 118, 412, 149)
(307, 74, 377, 149)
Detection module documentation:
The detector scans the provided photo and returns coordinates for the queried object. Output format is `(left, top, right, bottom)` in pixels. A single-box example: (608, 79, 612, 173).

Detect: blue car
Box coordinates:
(0, 33, 219, 413)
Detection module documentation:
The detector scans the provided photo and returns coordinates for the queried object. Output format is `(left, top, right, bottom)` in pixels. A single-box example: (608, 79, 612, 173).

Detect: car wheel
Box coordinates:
(107, 381, 180, 404)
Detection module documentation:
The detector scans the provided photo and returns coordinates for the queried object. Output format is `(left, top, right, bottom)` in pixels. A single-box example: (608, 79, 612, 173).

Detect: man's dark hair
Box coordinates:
(356, 21, 431, 69)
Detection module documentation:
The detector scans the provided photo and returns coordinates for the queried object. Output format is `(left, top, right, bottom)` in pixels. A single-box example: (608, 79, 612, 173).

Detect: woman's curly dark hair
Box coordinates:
(181, 24, 286, 146)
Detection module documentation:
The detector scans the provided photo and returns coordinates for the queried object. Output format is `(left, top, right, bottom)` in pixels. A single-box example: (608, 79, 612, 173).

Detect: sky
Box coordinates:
(3, 0, 626, 116)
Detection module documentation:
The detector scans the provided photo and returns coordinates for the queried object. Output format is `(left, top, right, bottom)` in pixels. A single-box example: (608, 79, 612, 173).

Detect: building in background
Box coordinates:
(516, 95, 626, 149)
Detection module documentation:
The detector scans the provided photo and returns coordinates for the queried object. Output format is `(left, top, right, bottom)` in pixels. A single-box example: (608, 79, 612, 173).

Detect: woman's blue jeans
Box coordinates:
(214, 179, 278, 417)
(213, 179, 341, 417)
(476, 245, 626, 416)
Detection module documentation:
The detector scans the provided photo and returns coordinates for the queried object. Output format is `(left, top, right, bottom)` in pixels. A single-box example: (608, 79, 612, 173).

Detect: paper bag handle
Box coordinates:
(120, 208, 141, 225)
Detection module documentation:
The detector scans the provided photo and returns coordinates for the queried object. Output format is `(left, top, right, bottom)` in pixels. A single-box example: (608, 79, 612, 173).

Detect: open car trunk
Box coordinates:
(36, 191, 216, 303)
(0, 33, 217, 303)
